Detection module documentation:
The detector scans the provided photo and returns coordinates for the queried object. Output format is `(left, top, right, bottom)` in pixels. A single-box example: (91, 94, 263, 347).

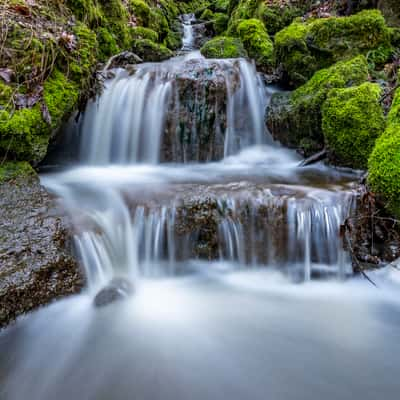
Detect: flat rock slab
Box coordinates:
(0, 175, 83, 328)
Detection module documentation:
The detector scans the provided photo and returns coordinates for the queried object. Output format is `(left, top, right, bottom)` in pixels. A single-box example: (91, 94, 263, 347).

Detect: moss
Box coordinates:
(275, 10, 393, 87)
(43, 70, 79, 130)
(0, 107, 48, 164)
(200, 36, 247, 58)
(200, 9, 214, 21)
(130, 27, 159, 42)
(0, 82, 13, 106)
(368, 87, 400, 217)
(67, 0, 104, 26)
(0, 161, 36, 184)
(129, 0, 151, 26)
(267, 56, 370, 156)
(322, 82, 385, 169)
(236, 18, 273, 69)
(214, 0, 230, 12)
(97, 27, 120, 60)
(69, 22, 98, 90)
(131, 39, 173, 61)
(256, 2, 303, 35)
(213, 13, 229, 35)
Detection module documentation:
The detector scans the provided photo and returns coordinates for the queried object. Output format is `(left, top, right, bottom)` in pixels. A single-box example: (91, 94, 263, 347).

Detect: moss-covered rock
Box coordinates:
(368, 86, 400, 216)
(266, 56, 369, 157)
(255, 1, 303, 35)
(0, 161, 36, 184)
(236, 18, 273, 69)
(213, 12, 229, 35)
(97, 27, 120, 59)
(200, 36, 247, 58)
(130, 26, 159, 42)
(275, 10, 392, 87)
(322, 82, 385, 169)
(131, 39, 173, 61)
(129, 0, 152, 25)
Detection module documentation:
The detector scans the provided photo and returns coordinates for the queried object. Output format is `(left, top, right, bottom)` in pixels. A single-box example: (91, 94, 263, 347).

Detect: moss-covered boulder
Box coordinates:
(236, 18, 273, 69)
(131, 39, 173, 61)
(200, 36, 247, 58)
(275, 10, 392, 87)
(322, 82, 385, 169)
(266, 56, 369, 157)
(130, 26, 159, 42)
(368, 86, 400, 217)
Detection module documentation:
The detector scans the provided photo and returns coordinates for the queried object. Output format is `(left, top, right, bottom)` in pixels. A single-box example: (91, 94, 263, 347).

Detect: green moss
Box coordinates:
(67, 0, 104, 26)
(0, 107, 48, 164)
(213, 13, 229, 35)
(267, 56, 370, 156)
(97, 27, 120, 60)
(322, 82, 385, 169)
(368, 87, 400, 217)
(200, 36, 247, 58)
(214, 0, 230, 12)
(236, 18, 273, 69)
(275, 10, 393, 87)
(0, 82, 13, 106)
(130, 27, 159, 42)
(69, 22, 98, 90)
(43, 70, 79, 130)
(131, 39, 173, 61)
(0, 161, 36, 184)
(129, 0, 151, 26)
(256, 2, 303, 35)
(201, 9, 214, 20)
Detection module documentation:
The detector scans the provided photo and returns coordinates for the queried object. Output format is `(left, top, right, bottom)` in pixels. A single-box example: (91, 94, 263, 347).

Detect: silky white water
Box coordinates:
(2, 14, 399, 400)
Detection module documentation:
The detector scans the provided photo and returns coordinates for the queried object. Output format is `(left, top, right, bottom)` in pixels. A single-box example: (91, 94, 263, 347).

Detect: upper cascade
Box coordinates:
(78, 17, 270, 165)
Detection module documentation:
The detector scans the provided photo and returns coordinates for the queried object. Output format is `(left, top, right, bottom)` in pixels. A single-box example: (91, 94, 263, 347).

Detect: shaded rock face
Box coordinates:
(161, 58, 241, 162)
(0, 176, 83, 328)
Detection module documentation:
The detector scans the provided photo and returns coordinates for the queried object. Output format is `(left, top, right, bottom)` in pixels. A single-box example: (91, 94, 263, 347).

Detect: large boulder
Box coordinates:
(322, 82, 385, 169)
(266, 55, 369, 157)
(274, 9, 392, 87)
(0, 165, 83, 327)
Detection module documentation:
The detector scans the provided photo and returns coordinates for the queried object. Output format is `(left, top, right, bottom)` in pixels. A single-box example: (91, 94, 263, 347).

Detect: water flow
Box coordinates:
(181, 13, 196, 51)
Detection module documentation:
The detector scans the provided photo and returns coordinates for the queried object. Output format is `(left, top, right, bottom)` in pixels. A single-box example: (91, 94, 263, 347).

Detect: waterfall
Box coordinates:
(181, 13, 196, 51)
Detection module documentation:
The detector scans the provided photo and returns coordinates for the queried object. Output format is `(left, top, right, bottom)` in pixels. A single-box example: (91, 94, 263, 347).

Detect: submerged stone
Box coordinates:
(94, 278, 135, 307)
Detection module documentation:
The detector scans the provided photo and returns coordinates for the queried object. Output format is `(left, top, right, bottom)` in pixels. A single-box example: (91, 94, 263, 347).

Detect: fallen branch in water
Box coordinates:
(299, 149, 327, 167)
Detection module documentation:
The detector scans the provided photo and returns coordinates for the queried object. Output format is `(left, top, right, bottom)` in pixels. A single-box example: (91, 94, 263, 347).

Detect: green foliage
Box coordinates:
(322, 83, 385, 169)
(131, 39, 173, 61)
(368, 88, 400, 217)
(275, 10, 393, 87)
(0, 161, 36, 184)
(200, 36, 247, 58)
(236, 18, 273, 68)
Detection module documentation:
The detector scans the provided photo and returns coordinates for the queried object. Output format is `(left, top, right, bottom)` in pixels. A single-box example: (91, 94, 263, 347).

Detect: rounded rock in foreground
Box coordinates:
(94, 278, 135, 308)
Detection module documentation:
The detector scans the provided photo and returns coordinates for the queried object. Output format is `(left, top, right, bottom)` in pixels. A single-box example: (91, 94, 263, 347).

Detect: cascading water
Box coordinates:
(3, 14, 400, 400)
(180, 13, 196, 51)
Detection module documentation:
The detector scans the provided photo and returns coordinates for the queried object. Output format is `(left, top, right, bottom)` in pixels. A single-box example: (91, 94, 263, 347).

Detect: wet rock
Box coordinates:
(94, 278, 135, 307)
(161, 58, 241, 162)
(0, 173, 83, 328)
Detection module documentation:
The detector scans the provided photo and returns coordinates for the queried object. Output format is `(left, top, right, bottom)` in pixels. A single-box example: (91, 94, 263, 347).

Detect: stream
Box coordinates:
(1, 15, 400, 400)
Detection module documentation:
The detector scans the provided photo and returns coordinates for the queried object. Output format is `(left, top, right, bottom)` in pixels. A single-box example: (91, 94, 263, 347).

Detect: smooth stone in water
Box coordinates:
(94, 278, 135, 308)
